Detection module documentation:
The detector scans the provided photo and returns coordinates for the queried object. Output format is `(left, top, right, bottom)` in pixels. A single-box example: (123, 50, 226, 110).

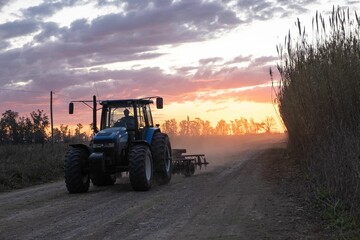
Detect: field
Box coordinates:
(0, 144, 67, 191)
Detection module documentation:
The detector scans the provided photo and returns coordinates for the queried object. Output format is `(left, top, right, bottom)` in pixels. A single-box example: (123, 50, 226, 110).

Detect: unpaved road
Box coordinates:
(0, 134, 326, 239)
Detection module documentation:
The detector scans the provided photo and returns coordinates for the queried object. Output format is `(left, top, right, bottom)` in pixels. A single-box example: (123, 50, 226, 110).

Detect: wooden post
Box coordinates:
(93, 95, 97, 133)
(50, 91, 54, 144)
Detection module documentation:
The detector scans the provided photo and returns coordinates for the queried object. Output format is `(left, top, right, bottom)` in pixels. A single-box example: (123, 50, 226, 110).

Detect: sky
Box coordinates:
(0, 0, 358, 133)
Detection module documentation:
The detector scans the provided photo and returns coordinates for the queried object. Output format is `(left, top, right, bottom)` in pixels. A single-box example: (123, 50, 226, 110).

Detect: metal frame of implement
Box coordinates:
(172, 149, 209, 177)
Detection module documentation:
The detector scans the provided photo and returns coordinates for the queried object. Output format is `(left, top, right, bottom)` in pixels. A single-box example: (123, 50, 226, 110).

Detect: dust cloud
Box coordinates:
(170, 134, 286, 168)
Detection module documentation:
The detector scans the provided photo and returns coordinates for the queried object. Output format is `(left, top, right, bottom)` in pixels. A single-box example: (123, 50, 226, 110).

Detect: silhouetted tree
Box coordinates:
(53, 128, 62, 143)
(16, 116, 35, 143)
(1, 110, 20, 143)
(60, 124, 70, 143)
(188, 118, 201, 136)
(161, 119, 178, 136)
(215, 119, 230, 135)
(231, 117, 250, 135)
(30, 109, 49, 144)
(179, 118, 190, 136)
(262, 116, 277, 133)
(74, 123, 86, 142)
(201, 120, 213, 135)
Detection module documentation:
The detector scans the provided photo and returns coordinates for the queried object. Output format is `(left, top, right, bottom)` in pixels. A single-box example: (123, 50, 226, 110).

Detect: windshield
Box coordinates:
(103, 107, 135, 129)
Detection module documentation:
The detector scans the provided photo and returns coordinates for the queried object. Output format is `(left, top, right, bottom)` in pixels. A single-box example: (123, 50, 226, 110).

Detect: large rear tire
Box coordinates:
(64, 148, 90, 193)
(151, 132, 172, 185)
(129, 144, 153, 191)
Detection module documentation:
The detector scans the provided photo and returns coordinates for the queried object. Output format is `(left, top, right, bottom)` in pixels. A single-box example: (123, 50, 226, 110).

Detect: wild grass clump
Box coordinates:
(275, 6, 360, 221)
(0, 143, 68, 191)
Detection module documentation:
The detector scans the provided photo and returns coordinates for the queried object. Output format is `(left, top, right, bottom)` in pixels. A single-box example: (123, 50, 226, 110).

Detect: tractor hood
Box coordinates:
(93, 127, 128, 144)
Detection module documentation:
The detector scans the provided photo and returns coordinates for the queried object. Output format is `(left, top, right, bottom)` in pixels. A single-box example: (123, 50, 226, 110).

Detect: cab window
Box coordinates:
(145, 105, 153, 127)
(137, 106, 146, 128)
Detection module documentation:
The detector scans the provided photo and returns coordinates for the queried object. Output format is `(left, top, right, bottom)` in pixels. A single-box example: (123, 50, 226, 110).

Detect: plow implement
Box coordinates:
(172, 149, 209, 177)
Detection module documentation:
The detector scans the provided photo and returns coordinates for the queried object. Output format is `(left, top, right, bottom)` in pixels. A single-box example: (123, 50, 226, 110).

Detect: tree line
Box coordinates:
(161, 116, 277, 136)
(0, 109, 90, 145)
(0, 110, 49, 144)
(0, 109, 277, 145)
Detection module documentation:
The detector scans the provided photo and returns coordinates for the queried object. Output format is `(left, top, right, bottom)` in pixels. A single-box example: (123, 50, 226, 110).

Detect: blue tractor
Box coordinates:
(64, 96, 172, 193)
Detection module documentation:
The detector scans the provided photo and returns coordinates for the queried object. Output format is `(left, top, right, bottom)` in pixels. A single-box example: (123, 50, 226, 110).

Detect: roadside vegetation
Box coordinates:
(274, 7, 360, 237)
(0, 144, 67, 191)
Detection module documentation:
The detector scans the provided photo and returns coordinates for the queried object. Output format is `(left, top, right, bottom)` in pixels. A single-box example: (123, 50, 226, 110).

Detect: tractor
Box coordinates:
(64, 96, 172, 193)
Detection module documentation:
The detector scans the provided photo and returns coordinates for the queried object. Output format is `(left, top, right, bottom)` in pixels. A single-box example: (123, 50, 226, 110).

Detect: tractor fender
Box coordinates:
(143, 128, 160, 145)
(69, 144, 91, 156)
(89, 152, 103, 162)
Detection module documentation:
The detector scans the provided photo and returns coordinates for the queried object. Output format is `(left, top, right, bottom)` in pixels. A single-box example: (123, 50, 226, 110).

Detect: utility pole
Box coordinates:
(50, 91, 54, 144)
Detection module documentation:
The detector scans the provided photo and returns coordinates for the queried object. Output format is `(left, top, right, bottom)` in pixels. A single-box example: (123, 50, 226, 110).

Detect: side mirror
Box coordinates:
(69, 102, 74, 114)
(156, 97, 163, 109)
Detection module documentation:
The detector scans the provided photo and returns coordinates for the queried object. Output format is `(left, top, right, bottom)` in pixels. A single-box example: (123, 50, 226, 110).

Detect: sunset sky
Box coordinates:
(0, 0, 358, 132)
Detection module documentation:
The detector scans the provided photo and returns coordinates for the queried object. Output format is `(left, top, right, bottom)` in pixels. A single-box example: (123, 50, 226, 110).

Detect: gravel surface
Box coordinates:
(0, 134, 330, 239)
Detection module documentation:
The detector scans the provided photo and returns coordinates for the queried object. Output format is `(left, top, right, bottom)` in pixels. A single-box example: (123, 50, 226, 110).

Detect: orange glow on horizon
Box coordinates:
(54, 99, 284, 135)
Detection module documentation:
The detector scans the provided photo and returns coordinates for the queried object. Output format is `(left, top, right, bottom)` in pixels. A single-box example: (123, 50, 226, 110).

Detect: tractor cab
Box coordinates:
(99, 99, 158, 141)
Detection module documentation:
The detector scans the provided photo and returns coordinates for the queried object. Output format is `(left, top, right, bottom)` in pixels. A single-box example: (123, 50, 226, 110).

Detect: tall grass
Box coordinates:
(0, 143, 68, 191)
(275, 6, 360, 219)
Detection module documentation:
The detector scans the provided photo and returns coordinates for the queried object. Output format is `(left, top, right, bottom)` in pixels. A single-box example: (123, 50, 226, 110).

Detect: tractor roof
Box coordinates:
(100, 98, 153, 107)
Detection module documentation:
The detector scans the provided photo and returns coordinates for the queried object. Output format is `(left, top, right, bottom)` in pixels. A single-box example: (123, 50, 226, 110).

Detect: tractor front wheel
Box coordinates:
(64, 148, 90, 193)
(129, 144, 153, 191)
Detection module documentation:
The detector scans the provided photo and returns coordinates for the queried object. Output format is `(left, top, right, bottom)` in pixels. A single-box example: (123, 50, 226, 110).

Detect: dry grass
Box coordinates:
(0, 143, 68, 191)
(275, 6, 360, 221)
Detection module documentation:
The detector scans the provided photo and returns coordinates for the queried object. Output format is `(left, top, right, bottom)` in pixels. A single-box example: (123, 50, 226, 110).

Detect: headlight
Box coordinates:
(93, 142, 115, 148)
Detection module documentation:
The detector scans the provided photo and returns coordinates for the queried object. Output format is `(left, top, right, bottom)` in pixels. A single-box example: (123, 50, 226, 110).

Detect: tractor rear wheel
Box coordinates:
(64, 148, 90, 193)
(129, 144, 153, 191)
(151, 132, 172, 185)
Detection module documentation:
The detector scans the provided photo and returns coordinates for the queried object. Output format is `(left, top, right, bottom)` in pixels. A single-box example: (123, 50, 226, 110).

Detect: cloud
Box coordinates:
(0, 0, 244, 87)
(22, 0, 88, 19)
(0, 0, 11, 10)
(199, 57, 224, 65)
(206, 106, 228, 113)
(0, 19, 40, 39)
(225, 55, 252, 64)
(23, 2, 64, 18)
(235, 0, 317, 22)
(0, 0, 311, 122)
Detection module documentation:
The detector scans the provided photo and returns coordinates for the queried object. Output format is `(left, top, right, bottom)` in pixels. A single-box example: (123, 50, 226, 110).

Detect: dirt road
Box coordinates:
(0, 134, 325, 239)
